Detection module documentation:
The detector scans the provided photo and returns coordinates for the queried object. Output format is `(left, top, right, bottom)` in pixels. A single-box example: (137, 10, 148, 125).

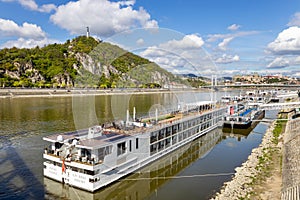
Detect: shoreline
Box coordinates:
(211, 119, 283, 199)
(0, 88, 213, 99)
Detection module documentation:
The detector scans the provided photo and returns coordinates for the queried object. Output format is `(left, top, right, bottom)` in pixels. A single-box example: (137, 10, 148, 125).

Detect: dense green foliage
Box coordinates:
(70, 36, 99, 53)
(265, 78, 289, 84)
(0, 36, 99, 87)
(0, 35, 180, 88)
(186, 78, 208, 87)
(111, 52, 151, 73)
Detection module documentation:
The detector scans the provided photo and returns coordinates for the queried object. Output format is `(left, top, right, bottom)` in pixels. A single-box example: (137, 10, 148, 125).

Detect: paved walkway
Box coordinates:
(282, 117, 300, 199)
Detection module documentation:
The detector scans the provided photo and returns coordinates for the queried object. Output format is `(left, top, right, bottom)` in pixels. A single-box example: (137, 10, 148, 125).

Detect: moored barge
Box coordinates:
(223, 104, 265, 129)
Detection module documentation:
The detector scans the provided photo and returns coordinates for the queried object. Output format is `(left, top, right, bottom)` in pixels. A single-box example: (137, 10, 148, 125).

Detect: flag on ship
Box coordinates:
(62, 160, 65, 173)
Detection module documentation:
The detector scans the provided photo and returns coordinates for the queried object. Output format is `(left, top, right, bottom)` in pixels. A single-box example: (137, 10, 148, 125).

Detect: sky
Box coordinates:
(1, 0, 300, 77)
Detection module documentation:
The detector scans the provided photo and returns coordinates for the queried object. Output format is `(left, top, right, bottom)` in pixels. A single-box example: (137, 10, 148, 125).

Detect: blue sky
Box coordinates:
(1, 0, 300, 77)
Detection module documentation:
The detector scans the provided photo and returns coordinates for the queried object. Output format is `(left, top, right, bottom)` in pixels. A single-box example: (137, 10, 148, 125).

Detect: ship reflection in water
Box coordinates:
(222, 125, 255, 141)
(44, 128, 223, 200)
(222, 116, 264, 141)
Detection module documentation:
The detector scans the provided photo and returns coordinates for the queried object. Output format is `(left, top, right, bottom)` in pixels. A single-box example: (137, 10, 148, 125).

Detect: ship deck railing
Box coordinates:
(124, 106, 223, 135)
(44, 149, 103, 166)
(43, 103, 227, 147)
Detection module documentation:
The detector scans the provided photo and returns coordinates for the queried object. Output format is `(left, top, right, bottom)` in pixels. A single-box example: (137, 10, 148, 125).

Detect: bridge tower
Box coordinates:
(211, 75, 217, 87)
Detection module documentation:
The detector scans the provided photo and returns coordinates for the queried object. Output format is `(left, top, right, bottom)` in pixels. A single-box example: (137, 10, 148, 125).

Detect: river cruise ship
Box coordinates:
(43, 101, 226, 192)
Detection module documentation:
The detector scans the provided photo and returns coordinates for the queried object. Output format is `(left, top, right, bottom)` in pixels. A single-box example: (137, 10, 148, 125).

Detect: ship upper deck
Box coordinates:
(43, 128, 131, 149)
(43, 101, 221, 149)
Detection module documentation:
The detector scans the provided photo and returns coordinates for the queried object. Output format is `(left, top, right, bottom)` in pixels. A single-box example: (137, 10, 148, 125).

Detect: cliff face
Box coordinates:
(0, 36, 179, 88)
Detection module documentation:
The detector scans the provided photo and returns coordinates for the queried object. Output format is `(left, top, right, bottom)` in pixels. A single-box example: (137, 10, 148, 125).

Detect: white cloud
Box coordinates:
(119, 0, 135, 6)
(267, 57, 289, 68)
(39, 3, 57, 13)
(50, 0, 158, 37)
(136, 38, 144, 46)
(287, 12, 300, 27)
(0, 18, 59, 48)
(0, 18, 46, 39)
(139, 34, 215, 75)
(206, 34, 225, 43)
(160, 34, 204, 50)
(267, 26, 300, 55)
(19, 0, 38, 10)
(207, 31, 259, 43)
(215, 54, 240, 64)
(218, 37, 234, 51)
(1, 0, 56, 13)
(295, 56, 300, 64)
(1, 37, 60, 49)
(140, 47, 189, 73)
(265, 55, 300, 69)
(227, 24, 241, 31)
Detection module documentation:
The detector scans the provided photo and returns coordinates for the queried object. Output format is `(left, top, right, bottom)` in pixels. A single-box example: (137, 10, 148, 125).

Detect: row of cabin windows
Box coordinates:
(117, 138, 139, 156)
(150, 122, 212, 155)
(150, 114, 214, 144)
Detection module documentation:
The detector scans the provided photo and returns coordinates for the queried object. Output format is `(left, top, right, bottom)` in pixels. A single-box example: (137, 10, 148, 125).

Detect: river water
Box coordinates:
(0, 91, 276, 200)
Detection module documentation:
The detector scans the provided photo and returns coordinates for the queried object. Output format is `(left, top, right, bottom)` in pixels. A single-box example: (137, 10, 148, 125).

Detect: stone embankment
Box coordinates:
(282, 118, 300, 199)
(212, 120, 282, 200)
(0, 88, 205, 98)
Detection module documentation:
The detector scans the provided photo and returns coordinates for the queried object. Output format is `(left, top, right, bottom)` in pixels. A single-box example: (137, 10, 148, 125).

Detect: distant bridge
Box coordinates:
(203, 83, 300, 89)
(258, 102, 300, 110)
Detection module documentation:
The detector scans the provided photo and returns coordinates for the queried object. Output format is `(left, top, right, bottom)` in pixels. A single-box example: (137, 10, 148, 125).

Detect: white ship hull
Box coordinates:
(43, 103, 226, 192)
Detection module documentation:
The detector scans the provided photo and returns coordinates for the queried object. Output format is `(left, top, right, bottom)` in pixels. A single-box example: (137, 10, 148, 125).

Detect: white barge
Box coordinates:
(43, 101, 226, 192)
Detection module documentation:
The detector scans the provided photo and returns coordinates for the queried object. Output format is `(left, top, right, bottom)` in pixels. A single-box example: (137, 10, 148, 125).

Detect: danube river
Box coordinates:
(0, 90, 276, 199)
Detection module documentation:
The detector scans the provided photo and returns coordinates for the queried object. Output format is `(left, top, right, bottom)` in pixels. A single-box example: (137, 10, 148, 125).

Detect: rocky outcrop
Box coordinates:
(53, 73, 73, 87)
(75, 53, 102, 75)
(75, 52, 122, 78)
(6, 61, 45, 83)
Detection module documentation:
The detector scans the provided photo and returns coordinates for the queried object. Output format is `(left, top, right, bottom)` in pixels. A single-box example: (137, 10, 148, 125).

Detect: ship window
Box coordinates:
(129, 140, 132, 152)
(183, 122, 186, 130)
(117, 142, 126, 156)
(183, 132, 187, 140)
(150, 144, 157, 155)
(136, 138, 139, 149)
(165, 138, 171, 148)
(172, 136, 177, 145)
(159, 130, 165, 140)
(97, 146, 112, 161)
(89, 177, 100, 183)
(158, 141, 164, 151)
(172, 125, 177, 134)
(71, 167, 78, 172)
(84, 169, 95, 175)
(166, 127, 171, 136)
(151, 132, 158, 143)
(178, 133, 183, 141)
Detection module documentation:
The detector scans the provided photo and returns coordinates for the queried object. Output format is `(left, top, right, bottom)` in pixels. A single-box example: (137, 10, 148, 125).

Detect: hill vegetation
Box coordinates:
(0, 36, 185, 88)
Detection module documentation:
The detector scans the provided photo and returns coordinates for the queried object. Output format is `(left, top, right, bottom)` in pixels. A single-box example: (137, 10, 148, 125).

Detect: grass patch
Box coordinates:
(141, 114, 175, 123)
(272, 115, 287, 144)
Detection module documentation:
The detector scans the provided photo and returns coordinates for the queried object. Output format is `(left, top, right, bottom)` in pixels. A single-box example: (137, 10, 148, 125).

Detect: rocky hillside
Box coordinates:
(0, 36, 182, 88)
